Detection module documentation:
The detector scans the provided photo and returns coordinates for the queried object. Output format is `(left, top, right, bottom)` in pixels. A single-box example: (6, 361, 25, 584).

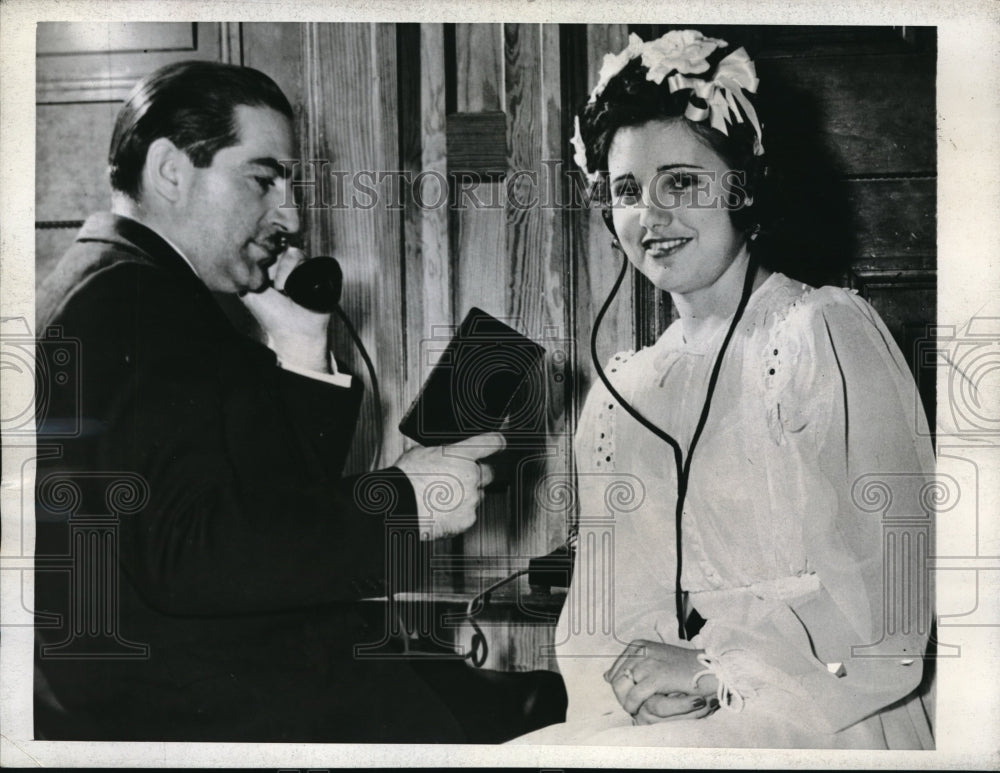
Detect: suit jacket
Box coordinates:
(33, 213, 467, 741)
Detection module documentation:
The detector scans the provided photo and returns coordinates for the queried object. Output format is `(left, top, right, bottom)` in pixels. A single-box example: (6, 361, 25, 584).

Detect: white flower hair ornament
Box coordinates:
(571, 30, 765, 183)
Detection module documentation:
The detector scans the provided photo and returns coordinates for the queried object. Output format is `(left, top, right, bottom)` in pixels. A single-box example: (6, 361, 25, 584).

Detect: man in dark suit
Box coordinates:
(33, 60, 514, 742)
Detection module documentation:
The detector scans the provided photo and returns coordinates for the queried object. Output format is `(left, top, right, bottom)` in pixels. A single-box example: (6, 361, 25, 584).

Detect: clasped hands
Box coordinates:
(604, 639, 720, 725)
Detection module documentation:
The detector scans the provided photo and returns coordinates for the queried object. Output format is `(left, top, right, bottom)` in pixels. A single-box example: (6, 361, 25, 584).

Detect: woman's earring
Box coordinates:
(748, 223, 761, 242)
(611, 236, 622, 251)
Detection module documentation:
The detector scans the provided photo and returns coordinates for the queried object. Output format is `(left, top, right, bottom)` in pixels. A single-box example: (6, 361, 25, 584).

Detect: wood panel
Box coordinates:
(758, 53, 935, 175)
(451, 23, 510, 581)
(418, 24, 453, 346)
(537, 23, 574, 556)
(847, 178, 936, 260)
(36, 22, 223, 103)
(577, 25, 633, 394)
(242, 23, 305, 111)
(443, 24, 575, 610)
(36, 102, 118, 221)
(453, 23, 508, 325)
(454, 24, 503, 112)
(500, 22, 547, 578)
(302, 23, 406, 475)
(397, 23, 425, 425)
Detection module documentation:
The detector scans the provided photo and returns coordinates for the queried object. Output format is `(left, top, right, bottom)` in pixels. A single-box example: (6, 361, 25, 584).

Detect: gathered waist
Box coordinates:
(690, 572, 821, 602)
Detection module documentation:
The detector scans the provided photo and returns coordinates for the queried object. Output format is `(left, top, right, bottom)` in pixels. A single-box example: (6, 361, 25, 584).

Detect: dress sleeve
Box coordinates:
(695, 288, 935, 734)
(796, 288, 935, 730)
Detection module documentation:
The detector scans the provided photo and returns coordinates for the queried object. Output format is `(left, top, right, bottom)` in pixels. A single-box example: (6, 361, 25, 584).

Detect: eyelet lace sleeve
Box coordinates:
(587, 350, 635, 472)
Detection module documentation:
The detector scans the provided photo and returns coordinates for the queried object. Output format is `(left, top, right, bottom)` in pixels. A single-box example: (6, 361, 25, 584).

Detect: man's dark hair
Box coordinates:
(109, 60, 294, 200)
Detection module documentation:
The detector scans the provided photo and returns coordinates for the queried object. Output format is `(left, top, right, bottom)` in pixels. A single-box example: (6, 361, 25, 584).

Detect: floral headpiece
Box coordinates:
(571, 30, 764, 183)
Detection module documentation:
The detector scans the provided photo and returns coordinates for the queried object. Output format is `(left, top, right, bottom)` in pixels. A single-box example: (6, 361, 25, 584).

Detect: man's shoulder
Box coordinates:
(37, 214, 204, 330)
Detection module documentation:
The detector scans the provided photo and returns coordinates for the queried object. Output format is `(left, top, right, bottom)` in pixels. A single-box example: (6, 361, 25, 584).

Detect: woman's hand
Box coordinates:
(604, 639, 720, 721)
(633, 692, 718, 725)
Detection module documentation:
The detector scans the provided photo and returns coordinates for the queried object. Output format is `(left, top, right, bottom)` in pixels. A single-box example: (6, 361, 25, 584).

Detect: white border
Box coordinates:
(3, 0, 999, 768)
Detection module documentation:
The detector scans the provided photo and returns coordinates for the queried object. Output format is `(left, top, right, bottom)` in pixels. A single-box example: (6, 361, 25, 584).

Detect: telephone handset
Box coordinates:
(276, 253, 382, 469)
(280, 256, 343, 313)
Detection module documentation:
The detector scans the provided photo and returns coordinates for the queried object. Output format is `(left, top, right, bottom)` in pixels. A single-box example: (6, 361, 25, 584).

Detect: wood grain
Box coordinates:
(242, 23, 304, 111)
(846, 178, 936, 260)
(419, 23, 452, 345)
(454, 23, 504, 112)
(579, 25, 634, 391)
(498, 22, 546, 574)
(450, 24, 514, 581)
(397, 23, 426, 420)
(759, 53, 936, 175)
(304, 23, 406, 475)
(446, 112, 507, 176)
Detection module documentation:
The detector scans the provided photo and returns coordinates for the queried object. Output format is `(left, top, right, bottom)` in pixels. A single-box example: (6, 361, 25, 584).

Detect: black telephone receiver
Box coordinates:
(281, 256, 343, 312)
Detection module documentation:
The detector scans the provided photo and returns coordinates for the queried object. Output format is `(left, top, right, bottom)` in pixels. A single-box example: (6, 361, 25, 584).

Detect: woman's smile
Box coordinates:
(643, 235, 692, 259)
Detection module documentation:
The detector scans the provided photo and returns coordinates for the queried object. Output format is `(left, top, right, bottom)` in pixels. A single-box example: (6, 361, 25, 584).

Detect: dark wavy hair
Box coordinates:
(577, 45, 771, 261)
(109, 60, 293, 200)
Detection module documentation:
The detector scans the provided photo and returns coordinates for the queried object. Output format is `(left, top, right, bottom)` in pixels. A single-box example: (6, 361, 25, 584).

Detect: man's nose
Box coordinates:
(270, 189, 300, 235)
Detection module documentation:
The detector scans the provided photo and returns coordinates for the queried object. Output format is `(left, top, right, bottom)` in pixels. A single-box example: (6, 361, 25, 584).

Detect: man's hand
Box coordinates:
(393, 433, 506, 540)
(241, 247, 331, 372)
(604, 639, 720, 723)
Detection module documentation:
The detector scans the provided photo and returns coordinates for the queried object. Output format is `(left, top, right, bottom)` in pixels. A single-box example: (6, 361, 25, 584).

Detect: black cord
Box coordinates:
(459, 531, 579, 668)
(590, 254, 758, 639)
(333, 305, 384, 472)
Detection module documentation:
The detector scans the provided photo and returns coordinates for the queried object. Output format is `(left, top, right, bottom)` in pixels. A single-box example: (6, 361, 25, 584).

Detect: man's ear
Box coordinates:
(143, 137, 189, 205)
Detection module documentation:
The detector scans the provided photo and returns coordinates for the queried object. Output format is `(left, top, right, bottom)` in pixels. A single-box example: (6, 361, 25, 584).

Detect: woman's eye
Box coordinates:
(613, 180, 641, 203)
(253, 175, 276, 192)
(662, 172, 696, 191)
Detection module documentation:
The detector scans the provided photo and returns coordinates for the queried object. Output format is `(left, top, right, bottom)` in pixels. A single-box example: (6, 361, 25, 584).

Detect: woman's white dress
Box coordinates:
(515, 272, 936, 748)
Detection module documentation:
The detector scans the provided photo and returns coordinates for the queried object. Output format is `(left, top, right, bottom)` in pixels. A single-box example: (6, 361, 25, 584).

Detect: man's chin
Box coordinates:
(241, 265, 274, 295)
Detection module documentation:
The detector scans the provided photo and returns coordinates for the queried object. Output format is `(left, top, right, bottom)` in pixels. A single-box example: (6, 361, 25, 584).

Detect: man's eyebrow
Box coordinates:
(246, 157, 293, 178)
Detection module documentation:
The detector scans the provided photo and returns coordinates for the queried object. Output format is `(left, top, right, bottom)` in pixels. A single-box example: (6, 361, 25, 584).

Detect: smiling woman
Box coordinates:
(607, 120, 757, 315)
(512, 29, 936, 749)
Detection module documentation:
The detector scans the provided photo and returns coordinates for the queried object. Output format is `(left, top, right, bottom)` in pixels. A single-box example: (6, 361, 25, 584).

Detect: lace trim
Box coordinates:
(761, 283, 813, 446)
(593, 350, 634, 471)
(691, 652, 758, 712)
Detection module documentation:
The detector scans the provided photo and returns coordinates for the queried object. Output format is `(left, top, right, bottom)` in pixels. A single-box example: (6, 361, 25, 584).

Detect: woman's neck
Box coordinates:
(671, 252, 771, 343)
